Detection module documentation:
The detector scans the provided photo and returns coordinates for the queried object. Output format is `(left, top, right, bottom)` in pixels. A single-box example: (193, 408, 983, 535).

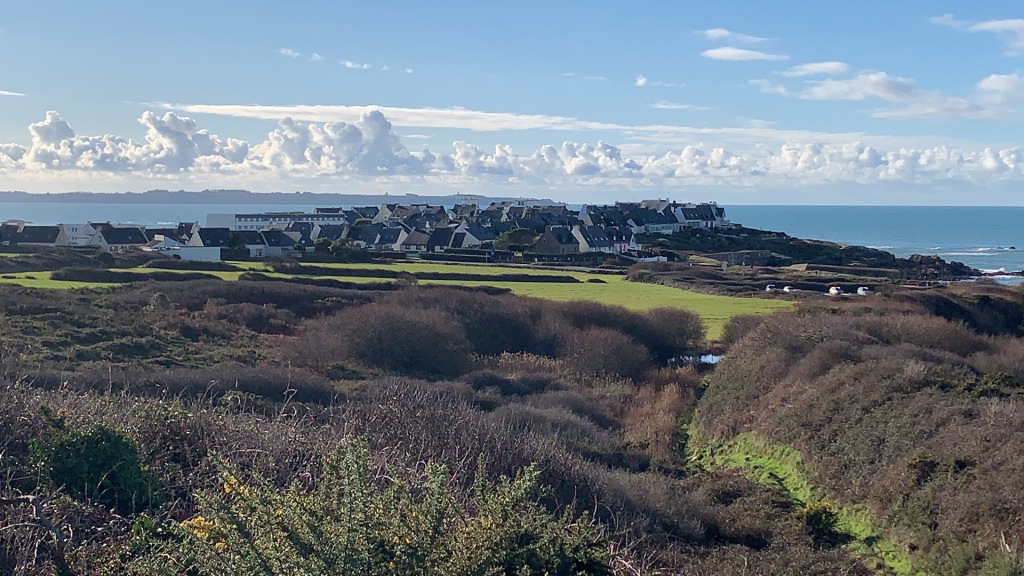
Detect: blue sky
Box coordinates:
(1, 0, 1023, 204)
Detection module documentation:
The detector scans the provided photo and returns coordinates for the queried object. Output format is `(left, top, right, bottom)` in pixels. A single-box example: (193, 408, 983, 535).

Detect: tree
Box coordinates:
(495, 228, 538, 251)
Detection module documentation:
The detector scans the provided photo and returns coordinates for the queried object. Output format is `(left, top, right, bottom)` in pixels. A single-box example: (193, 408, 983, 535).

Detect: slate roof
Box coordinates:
(576, 226, 612, 249)
(99, 227, 148, 245)
(235, 230, 266, 246)
(376, 227, 403, 246)
(194, 227, 232, 247)
(401, 230, 431, 247)
(316, 224, 348, 242)
(11, 225, 60, 244)
(426, 228, 454, 251)
(261, 229, 296, 247)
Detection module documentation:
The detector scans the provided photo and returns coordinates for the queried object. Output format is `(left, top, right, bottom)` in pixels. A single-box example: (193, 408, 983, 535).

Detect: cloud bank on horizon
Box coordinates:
(1, 108, 1023, 201)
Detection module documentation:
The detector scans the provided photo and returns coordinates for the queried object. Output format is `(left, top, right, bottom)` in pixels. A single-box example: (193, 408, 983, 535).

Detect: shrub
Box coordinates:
(563, 327, 652, 380)
(135, 440, 610, 576)
(639, 307, 706, 363)
(333, 303, 475, 378)
(30, 424, 158, 514)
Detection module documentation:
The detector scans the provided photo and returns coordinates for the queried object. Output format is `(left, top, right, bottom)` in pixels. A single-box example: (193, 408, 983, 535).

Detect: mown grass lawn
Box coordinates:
(0, 271, 114, 289)
(0, 260, 793, 339)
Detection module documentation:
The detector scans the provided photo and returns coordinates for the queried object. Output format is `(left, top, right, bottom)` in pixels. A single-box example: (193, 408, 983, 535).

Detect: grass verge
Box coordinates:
(695, 432, 920, 575)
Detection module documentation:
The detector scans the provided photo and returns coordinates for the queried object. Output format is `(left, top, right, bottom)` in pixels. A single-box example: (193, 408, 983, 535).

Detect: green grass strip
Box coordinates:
(696, 432, 922, 575)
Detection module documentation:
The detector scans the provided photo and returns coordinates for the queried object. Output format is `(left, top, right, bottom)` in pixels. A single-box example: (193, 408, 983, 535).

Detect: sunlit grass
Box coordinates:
(0, 260, 793, 338)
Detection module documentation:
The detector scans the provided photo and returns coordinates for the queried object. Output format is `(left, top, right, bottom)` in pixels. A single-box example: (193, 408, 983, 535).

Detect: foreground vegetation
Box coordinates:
(6, 244, 1024, 574)
(1, 278, 865, 575)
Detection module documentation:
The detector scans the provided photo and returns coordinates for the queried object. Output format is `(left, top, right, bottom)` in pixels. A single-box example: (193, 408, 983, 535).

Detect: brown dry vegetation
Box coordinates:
(0, 279, 877, 575)
(698, 284, 1024, 575)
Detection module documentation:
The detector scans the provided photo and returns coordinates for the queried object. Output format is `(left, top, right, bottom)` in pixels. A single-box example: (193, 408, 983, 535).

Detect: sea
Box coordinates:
(2, 201, 1023, 277)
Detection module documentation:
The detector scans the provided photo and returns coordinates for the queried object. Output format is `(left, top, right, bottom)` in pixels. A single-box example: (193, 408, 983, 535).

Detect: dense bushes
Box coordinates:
(695, 286, 1024, 574)
(136, 441, 610, 576)
(289, 287, 706, 380)
(30, 424, 158, 515)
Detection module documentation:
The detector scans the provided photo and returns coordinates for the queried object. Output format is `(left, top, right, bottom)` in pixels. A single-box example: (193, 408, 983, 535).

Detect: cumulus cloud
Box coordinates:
(341, 60, 372, 69)
(635, 74, 648, 87)
(701, 47, 788, 61)
(0, 90, 24, 97)
(279, 48, 301, 59)
(13, 111, 247, 172)
(976, 73, 1024, 103)
(310, 52, 324, 62)
(780, 61, 849, 77)
(801, 72, 917, 101)
(700, 28, 766, 44)
(4, 109, 1024, 194)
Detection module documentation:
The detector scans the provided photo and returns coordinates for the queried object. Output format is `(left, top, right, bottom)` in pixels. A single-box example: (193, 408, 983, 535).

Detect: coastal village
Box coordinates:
(0, 200, 731, 263)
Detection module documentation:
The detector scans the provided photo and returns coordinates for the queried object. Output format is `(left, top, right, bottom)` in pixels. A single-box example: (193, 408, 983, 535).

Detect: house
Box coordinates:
(261, 229, 301, 258)
(674, 202, 730, 229)
(142, 234, 185, 253)
(571, 225, 614, 253)
(235, 230, 267, 258)
(314, 224, 348, 243)
(3, 224, 61, 246)
(88, 226, 148, 252)
(533, 227, 580, 256)
(426, 228, 456, 252)
(455, 222, 497, 247)
(399, 230, 431, 252)
(188, 227, 232, 249)
(370, 227, 406, 251)
(605, 227, 637, 253)
(56, 223, 99, 247)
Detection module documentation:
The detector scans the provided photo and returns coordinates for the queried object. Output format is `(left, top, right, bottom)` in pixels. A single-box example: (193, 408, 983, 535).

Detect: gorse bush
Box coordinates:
(136, 440, 610, 576)
(31, 424, 159, 515)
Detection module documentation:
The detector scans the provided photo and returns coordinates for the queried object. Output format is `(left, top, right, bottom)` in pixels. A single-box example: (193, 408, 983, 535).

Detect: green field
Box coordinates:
(0, 261, 793, 338)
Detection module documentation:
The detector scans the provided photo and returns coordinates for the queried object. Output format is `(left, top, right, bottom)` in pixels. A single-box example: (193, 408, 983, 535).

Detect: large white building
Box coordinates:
(206, 211, 349, 231)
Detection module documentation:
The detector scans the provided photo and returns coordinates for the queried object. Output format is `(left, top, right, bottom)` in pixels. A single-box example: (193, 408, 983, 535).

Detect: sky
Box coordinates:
(1, 0, 1023, 204)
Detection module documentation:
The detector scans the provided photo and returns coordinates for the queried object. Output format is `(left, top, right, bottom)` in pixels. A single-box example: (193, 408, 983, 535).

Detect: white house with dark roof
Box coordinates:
(88, 226, 148, 252)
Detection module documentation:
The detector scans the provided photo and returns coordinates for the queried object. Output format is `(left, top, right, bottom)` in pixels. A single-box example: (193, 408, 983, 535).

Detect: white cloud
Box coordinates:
(4, 109, 1024, 195)
(934, 15, 1024, 56)
(635, 74, 648, 87)
(700, 28, 766, 44)
(969, 19, 1024, 56)
(750, 79, 789, 95)
(341, 60, 372, 69)
(651, 101, 708, 111)
(780, 61, 849, 77)
(310, 52, 324, 62)
(405, 68, 414, 74)
(871, 97, 1003, 121)
(930, 14, 969, 31)
(976, 73, 1024, 103)
(279, 48, 301, 59)
(801, 72, 917, 101)
(0, 90, 24, 97)
(584, 75, 606, 81)
(701, 47, 788, 61)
